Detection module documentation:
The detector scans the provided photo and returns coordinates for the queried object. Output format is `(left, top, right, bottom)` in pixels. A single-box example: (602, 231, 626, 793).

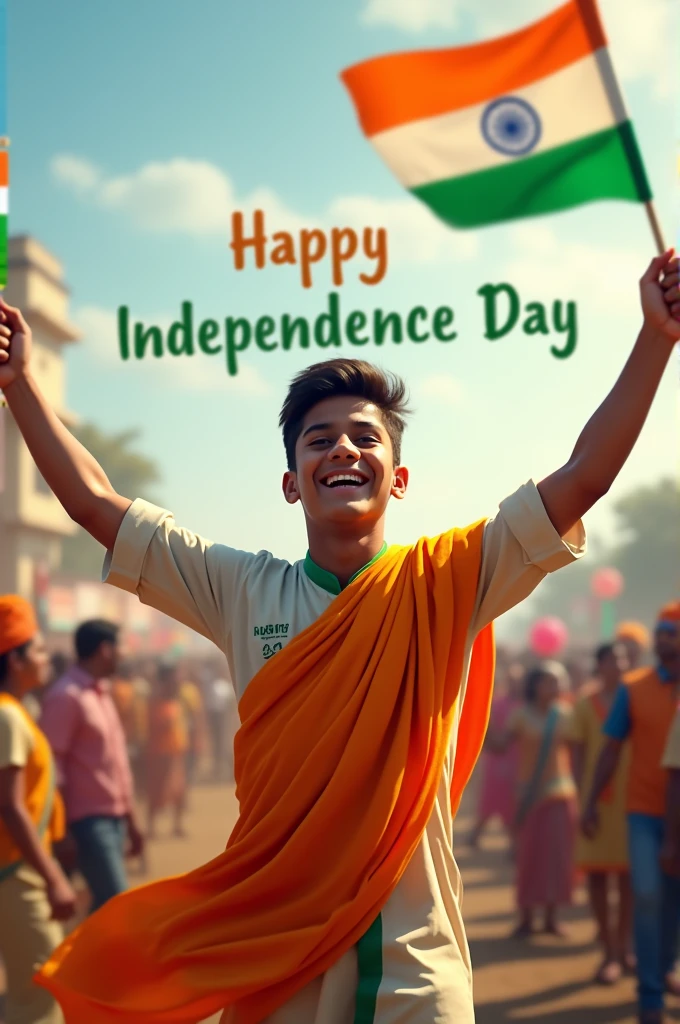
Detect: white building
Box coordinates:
(0, 235, 79, 602)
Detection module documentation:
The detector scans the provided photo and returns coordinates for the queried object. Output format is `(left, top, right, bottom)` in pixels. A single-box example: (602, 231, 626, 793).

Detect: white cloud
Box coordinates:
(329, 194, 478, 264)
(52, 155, 478, 265)
(500, 222, 642, 311)
(416, 373, 464, 403)
(357, 0, 673, 97)
(52, 154, 102, 193)
(361, 0, 460, 32)
(53, 157, 236, 235)
(73, 305, 272, 396)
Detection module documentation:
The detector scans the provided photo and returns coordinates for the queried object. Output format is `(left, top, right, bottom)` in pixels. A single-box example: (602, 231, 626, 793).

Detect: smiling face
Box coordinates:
(281, 395, 408, 529)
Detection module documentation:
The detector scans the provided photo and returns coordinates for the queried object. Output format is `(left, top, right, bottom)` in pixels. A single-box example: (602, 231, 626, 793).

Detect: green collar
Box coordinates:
(303, 542, 388, 595)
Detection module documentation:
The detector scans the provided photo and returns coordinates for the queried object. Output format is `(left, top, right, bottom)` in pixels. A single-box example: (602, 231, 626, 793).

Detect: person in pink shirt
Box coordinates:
(39, 620, 144, 913)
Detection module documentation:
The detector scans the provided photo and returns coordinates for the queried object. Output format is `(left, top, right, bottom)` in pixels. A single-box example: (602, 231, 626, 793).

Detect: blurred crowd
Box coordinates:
(474, 604, 680, 1024)
(2, 596, 680, 1024)
(0, 598, 238, 1024)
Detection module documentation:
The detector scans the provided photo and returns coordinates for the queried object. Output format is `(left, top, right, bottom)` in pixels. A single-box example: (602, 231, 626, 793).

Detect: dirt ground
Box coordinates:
(3, 778, 680, 1023)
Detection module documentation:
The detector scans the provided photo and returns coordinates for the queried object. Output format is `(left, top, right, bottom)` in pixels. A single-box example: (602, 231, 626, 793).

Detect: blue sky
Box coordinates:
(8, 0, 678, 637)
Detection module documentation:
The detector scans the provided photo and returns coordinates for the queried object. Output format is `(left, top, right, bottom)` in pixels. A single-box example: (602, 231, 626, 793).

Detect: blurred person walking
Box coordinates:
(487, 661, 577, 938)
(146, 662, 189, 839)
(582, 604, 680, 1024)
(40, 620, 144, 914)
(111, 662, 148, 801)
(470, 663, 523, 849)
(203, 662, 234, 782)
(569, 642, 632, 984)
(177, 661, 207, 790)
(0, 596, 76, 1024)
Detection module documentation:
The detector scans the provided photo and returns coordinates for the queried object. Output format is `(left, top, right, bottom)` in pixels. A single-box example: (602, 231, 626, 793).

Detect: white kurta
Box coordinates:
(103, 480, 585, 1024)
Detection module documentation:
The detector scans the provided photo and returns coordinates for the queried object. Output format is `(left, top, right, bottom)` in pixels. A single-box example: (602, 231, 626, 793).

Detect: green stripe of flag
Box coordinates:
(411, 122, 652, 230)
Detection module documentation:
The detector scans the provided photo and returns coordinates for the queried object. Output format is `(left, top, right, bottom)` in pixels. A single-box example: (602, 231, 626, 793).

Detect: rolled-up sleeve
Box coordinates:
(471, 480, 586, 633)
(102, 499, 256, 651)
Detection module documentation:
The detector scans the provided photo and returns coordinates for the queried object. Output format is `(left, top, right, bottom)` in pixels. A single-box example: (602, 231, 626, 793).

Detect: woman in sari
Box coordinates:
(471, 662, 523, 849)
(569, 642, 633, 984)
(487, 660, 577, 937)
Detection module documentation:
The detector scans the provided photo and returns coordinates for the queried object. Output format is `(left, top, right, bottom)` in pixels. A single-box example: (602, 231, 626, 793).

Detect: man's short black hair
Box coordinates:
(75, 620, 119, 660)
(0, 641, 31, 686)
(279, 358, 411, 471)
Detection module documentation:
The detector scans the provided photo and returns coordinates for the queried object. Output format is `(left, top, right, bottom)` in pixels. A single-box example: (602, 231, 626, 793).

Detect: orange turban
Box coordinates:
(658, 602, 680, 623)
(616, 621, 651, 648)
(0, 595, 38, 657)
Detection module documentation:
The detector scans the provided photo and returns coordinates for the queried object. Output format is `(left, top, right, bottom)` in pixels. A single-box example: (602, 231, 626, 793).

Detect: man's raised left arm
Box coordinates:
(537, 251, 680, 537)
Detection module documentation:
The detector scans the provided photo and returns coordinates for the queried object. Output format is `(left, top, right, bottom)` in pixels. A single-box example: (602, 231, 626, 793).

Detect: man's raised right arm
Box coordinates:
(0, 299, 130, 549)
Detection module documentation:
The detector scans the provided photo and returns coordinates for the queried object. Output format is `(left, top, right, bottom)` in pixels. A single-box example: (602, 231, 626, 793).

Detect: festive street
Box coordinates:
(3, 774, 677, 1024)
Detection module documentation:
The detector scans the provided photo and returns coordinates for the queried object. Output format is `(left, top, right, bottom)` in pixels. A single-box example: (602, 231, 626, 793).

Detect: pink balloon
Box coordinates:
(529, 617, 569, 657)
(591, 567, 624, 601)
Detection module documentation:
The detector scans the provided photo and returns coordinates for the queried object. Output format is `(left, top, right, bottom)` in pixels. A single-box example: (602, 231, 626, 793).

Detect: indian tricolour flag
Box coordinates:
(0, 151, 8, 289)
(340, 0, 652, 230)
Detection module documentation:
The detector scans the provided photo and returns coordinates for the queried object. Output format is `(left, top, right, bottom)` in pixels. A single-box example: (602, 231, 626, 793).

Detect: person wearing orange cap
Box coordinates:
(0, 595, 77, 1024)
(582, 603, 680, 1024)
(616, 622, 652, 672)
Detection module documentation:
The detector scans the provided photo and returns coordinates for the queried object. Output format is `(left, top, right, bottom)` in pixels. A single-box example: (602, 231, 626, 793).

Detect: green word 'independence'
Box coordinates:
(117, 287, 577, 377)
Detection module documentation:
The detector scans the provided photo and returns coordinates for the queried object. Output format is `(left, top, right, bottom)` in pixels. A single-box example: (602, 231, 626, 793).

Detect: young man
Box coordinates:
(0, 252, 677, 1023)
(0, 595, 76, 1024)
(582, 604, 680, 1024)
(569, 643, 632, 984)
(39, 620, 145, 913)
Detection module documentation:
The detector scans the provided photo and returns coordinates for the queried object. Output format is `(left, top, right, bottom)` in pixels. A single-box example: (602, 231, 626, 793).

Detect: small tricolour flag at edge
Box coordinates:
(340, 0, 653, 231)
(0, 151, 8, 290)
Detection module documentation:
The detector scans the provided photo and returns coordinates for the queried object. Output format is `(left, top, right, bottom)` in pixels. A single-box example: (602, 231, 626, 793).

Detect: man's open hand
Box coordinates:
(642, 250, 680, 343)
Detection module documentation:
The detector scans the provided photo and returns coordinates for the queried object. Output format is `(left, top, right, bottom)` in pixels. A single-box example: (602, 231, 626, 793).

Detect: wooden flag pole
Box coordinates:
(645, 200, 667, 256)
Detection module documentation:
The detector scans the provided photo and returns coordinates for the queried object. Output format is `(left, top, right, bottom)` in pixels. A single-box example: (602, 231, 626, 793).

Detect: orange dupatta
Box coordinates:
(0, 693, 65, 869)
(36, 522, 495, 1024)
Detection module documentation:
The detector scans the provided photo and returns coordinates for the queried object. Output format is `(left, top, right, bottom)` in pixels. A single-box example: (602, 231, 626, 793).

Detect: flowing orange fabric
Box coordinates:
(36, 523, 495, 1024)
(0, 693, 65, 864)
